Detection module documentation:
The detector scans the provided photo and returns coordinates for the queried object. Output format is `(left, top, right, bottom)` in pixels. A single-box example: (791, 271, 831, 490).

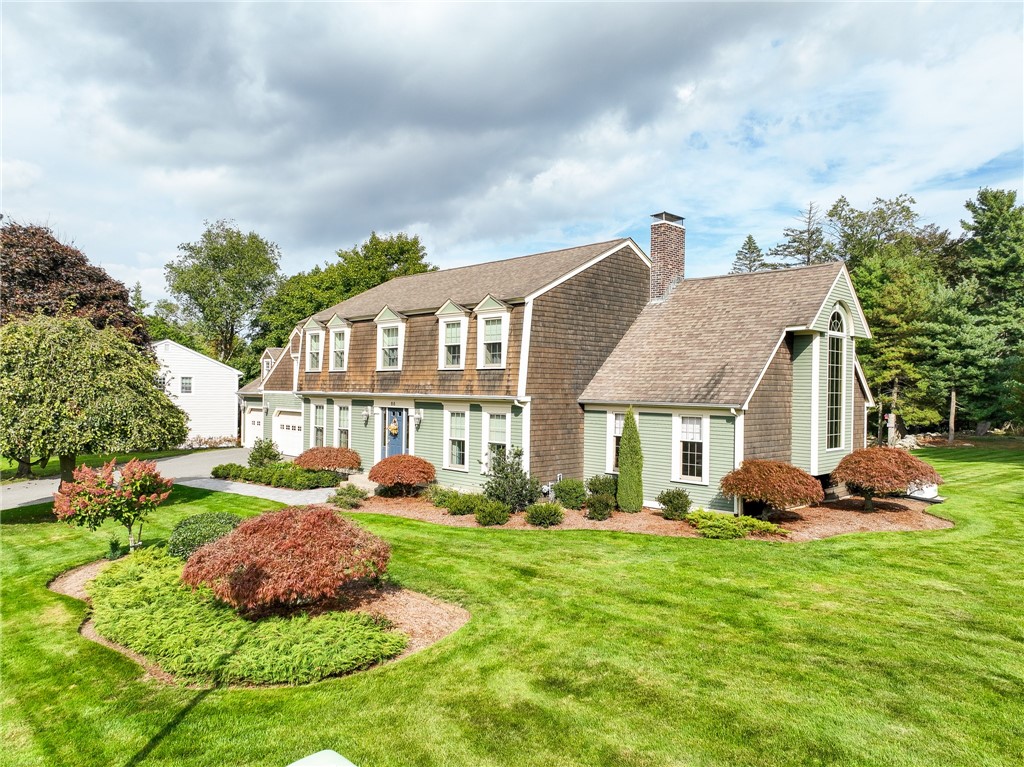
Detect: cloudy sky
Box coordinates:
(3, 2, 1022, 301)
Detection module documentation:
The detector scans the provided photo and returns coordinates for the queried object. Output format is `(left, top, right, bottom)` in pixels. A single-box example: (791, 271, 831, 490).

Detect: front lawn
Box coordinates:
(2, 448, 1022, 766)
(0, 449, 201, 483)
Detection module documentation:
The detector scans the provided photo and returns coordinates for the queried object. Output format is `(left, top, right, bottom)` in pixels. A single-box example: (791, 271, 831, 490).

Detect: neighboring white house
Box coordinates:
(152, 339, 243, 443)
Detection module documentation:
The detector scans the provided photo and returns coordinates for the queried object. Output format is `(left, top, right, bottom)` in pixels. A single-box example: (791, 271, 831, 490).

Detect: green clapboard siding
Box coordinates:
(325, 399, 334, 445)
(262, 393, 304, 442)
(350, 399, 374, 468)
(637, 411, 735, 513)
(583, 409, 608, 480)
(791, 334, 813, 472)
(302, 398, 311, 452)
(812, 273, 868, 337)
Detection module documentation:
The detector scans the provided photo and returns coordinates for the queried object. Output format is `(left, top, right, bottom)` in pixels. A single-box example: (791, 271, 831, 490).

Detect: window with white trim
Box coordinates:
(262, 359, 272, 379)
(827, 310, 845, 450)
(476, 311, 510, 369)
(313, 404, 325, 447)
(306, 331, 323, 371)
(444, 408, 468, 471)
(612, 412, 625, 471)
(671, 413, 710, 484)
(481, 410, 510, 473)
(335, 404, 350, 448)
(377, 323, 405, 370)
(330, 329, 348, 371)
(180, 376, 193, 394)
(443, 320, 463, 368)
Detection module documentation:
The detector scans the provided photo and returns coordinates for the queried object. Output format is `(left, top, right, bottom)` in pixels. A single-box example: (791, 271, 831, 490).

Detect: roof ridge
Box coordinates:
(680, 261, 843, 284)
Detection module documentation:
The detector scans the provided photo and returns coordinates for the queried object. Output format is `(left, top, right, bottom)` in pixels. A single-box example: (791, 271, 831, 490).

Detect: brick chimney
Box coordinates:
(650, 211, 685, 301)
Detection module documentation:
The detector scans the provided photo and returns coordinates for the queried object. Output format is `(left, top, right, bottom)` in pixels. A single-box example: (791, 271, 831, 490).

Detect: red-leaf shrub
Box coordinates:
(181, 505, 390, 613)
(367, 455, 435, 495)
(720, 460, 824, 515)
(293, 446, 362, 472)
(54, 459, 173, 547)
(831, 447, 943, 511)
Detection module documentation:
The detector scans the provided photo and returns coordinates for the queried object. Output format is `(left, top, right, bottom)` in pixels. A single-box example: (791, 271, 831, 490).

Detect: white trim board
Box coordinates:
(151, 339, 243, 376)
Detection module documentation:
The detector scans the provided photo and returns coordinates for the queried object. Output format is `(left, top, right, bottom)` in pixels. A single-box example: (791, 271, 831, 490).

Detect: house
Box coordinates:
(152, 339, 242, 443)
(237, 212, 874, 512)
(238, 346, 306, 451)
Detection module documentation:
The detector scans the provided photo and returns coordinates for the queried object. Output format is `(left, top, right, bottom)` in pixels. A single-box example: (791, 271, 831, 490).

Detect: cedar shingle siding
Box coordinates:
(527, 246, 649, 481)
(744, 335, 793, 461)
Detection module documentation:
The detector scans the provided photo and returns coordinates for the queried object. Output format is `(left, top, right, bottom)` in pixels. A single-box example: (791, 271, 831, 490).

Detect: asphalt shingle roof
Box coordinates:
(313, 239, 630, 320)
(580, 262, 846, 407)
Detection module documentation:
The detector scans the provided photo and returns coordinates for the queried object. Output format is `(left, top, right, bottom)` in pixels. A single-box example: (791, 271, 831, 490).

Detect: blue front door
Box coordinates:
(384, 408, 407, 457)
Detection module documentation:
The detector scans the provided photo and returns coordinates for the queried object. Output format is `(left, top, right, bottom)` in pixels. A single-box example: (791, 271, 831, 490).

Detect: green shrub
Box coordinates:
(248, 438, 282, 468)
(657, 488, 692, 520)
(685, 511, 785, 540)
(585, 493, 615, 520)
(211, 462, 340, 490)
(328, 484, 368, 509)
(446, 492, 484, 516)
(483, 447, 540, 512)
(617, 408, 643, 512)
(88, 548, 406, 685)
(424, 484, 460, 508)
(105, 535, 126, 561)
(586, 474, 618, 498)
(474, 499, 512, 527)
(525, 502, 564, 528)
(552, 478, 586, 510)
(167, 512, 243, 560)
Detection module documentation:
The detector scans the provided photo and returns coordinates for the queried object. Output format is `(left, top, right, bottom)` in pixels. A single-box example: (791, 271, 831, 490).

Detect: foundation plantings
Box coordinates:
(294, 446, 362, 473)
(720, 460, 825, 519)
(368, 455, 436, 496)
(831, 447, 943, 512)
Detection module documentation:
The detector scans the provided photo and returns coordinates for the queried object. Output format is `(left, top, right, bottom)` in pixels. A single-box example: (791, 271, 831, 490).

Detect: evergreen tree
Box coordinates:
(730, 235, 767, 273)
(767, 202, 836, 268)
(616, 407, 643, 513)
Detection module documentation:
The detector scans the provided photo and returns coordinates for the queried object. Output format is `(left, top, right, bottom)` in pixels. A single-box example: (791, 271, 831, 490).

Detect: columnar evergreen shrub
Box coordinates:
(167, 512, 243, 559)
(586, 474, 618, 498)
(552, 478, 586, 510)
(53, 459, 173, 548)
(483, 447, 540, 512)
(327, 484, 368, 509)
(248, 438, 282, 468)
(831, 447, 943, 511)
(656, 488, 692, 520)
(720, 460, 824, 518)
(368, 455, 436, 495)
(616, 408, 643, 512)
(525, 502, 564, 528)
(585, 493, 615, 520)
(294, 447, 361, 472)
(474, 499, 512, 527)
(182, 505, 391, 614)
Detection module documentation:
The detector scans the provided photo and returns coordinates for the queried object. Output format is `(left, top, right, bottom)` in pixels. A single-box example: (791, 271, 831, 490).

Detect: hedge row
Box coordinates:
(211, 462, 341, 489)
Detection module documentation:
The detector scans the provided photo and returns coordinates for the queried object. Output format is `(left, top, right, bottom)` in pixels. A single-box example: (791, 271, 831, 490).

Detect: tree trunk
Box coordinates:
(863, 493, 875, 512)
(947, 388, 957, 443)
(888, 380, 900, 446)
(15, 459, 32, 478)
(58, 454, 77, 485)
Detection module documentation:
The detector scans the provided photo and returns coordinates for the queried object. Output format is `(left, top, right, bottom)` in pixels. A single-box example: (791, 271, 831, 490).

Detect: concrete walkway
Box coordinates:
(0, 448, 375, 510)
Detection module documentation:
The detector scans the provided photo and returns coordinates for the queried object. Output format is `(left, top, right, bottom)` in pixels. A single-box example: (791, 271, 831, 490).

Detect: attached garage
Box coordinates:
(273, 410, 304, 456)
(242, 407, 263, 448)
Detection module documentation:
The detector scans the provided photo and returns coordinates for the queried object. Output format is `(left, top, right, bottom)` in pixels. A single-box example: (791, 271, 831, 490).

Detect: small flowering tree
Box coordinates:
(53, 459, 173, 548)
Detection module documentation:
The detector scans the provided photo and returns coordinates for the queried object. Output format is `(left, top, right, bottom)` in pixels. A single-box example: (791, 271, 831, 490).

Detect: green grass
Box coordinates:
(88, 548, 406, 685)
(0, 449, 202, 483)
(2, 450, 1023, 766)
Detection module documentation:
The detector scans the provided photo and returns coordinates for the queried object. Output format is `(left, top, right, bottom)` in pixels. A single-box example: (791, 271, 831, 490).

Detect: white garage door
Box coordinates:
(273, 410, 304, 456)
(243, 407, 263, 448)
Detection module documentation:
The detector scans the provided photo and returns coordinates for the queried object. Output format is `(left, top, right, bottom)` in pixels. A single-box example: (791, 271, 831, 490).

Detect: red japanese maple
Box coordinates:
(831, 447, 943, 511)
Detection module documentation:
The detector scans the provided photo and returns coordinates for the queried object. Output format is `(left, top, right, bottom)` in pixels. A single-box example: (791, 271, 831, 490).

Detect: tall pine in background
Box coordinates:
(617, 408, 644, 513)
(730, 235, 767, 273)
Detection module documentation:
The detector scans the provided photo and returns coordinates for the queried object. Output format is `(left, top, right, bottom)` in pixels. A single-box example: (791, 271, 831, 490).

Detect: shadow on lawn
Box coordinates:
(0, 503, 57, 525)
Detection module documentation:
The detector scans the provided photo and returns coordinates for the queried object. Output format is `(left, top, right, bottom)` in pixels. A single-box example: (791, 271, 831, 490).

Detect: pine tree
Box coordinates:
(616, 407, 643, 513)
(730, 235, 766, 273)
(767, 202, 836, 268)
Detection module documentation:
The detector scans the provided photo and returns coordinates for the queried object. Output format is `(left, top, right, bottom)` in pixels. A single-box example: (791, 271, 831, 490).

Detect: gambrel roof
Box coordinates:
(581, 261, 865, 407)
(312, 239, 635, 321)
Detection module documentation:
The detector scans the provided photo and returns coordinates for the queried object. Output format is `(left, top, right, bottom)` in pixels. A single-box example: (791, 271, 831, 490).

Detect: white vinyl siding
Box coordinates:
(152, 340, 241, 443)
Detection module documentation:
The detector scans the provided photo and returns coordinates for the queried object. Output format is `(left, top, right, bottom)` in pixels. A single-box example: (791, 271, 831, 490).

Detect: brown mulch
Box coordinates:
(351, 494, 953, 542)
(46, 557, 470, 686)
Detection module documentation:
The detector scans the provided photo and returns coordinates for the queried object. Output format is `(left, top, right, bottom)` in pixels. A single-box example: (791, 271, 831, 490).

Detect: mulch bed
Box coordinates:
(351, 495, 953, 542)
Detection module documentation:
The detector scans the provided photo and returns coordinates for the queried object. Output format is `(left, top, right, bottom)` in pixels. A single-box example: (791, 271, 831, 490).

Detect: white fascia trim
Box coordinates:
(300, 390, 525, 402)
(811, 266, 872, 340)
(437, 315, 468, 371)
(579, 399, 741, 411)
(810, 334, 821, 475)
(150, 339, 243, 375)
(521, 399, 531, 473)
(853, 355, 876, 408)
(670, 411, 712, 487)
(260, 327, 300, 394)
(480, 403, 513, 475)
(523, 240, 649, 303)
(516, 298, 534, 399)
(733, 411, 745, 515)
(741, 332, 788, 410)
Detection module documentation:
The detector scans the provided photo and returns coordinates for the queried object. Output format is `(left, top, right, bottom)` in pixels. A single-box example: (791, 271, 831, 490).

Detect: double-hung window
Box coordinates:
(475, 301, 510, 370)
(336, 404, 350, 448)
(444, 321, 463, 368)
(331, 329, 347, 371)
(262, 359, 272, 379)
(307, 332, 322, 371)
(374, 308, 406, 371)
(313, 404, 325, 447)
(444, 408, 468, 471)
(379, 326, 401, 369)
(612, 412, 625, 471)
(180, 376, 193, 394)
(672, 413, 710, 484)
(481, 409, 510, 473)
(483, 318, 503, 366)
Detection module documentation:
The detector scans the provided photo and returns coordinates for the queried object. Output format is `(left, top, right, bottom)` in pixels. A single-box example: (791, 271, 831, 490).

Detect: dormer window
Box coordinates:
(262, 358, 272, 379)
(327, 316, 350, 372)
(444, 321, 463, 366)
(374, 306, 406, 371)
(474, 295, 510, 370)
(306, 330, 323, 371)
(435, 300, 468, 371)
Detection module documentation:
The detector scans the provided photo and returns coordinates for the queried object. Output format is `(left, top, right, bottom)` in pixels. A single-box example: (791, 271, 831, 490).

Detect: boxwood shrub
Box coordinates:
(656, 488, 692, 520)
(210, 462, 340, 490)
(167, 512, 243, 560)
(525, 502, 564, 528)
(552, 478, 586, 510)
(328, 484, 368, 509)
(585, 493, 615, 521)
(474, 499, 512, 527)
(586, 474, 618, 498)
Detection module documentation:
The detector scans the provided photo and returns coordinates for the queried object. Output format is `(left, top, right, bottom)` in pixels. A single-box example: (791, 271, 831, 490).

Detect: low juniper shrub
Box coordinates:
(685, 510, 785, 540)
(552, 478, 586, 510)
(328, 484, 368, 509)
(474, 499, 512, 527)
(248, 438, 282, 469)
(586, 474, 618, 498)
(585, 493, 616, 521)
(525, 502, 564, 528)
(657, 488, 692, 520)
(167, 512, 244, 560)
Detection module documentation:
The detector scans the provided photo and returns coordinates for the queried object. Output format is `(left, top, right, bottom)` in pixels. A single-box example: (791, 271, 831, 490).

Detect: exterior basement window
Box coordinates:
(313, 405, 325, 447)
(827, 310, 845, 450)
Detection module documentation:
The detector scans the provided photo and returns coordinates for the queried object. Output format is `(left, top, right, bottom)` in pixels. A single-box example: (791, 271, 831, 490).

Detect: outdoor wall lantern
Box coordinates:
(412, 408, 424, 427)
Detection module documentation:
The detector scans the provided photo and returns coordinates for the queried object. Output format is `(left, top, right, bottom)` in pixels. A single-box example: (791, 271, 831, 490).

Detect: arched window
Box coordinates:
(826, 309, 845, 450)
